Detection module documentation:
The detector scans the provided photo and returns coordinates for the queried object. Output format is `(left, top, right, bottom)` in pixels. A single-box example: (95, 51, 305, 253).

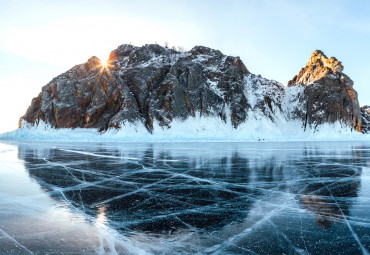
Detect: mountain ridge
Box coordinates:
(19, 44, 369, 135)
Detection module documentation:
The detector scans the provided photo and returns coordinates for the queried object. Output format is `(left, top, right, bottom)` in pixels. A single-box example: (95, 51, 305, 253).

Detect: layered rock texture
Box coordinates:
(20, 44, 366, 134)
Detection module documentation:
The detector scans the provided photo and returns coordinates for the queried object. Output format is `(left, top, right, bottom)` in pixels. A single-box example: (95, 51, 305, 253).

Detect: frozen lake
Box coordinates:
(0, 141, 369, 254)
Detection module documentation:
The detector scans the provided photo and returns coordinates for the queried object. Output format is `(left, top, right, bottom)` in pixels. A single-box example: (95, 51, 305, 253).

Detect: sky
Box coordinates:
(0, 0, 369, 133)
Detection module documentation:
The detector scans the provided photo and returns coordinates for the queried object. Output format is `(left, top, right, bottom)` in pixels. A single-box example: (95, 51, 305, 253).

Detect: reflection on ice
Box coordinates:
(0, 141, 369, 254)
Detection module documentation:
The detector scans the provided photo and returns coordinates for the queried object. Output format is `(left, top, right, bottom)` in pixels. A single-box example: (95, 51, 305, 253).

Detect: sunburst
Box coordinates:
(102, 60, 109, 68)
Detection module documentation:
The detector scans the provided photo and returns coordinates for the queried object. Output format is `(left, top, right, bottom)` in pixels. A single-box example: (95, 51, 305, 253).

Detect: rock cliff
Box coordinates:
(19, 44, 366, 135)
(20, 44, 284, 132)
(288, 50, 362, 132)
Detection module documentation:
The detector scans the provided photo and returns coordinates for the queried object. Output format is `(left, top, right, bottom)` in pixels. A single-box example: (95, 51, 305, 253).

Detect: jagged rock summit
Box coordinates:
(19, 44, 366, 136)
(288, 50, 362, 132)
(288, 50, 344, 85)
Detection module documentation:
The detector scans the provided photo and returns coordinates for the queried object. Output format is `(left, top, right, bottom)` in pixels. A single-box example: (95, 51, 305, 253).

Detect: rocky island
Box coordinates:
(19, 44, 370, 136)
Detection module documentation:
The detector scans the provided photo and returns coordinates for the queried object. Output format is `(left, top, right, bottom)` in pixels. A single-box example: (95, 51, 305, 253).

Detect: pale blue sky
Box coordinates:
(0, 0, 369, 133)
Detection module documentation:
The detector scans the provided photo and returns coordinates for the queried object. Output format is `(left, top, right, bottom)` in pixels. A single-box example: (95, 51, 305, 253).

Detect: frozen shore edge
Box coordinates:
(1, 119, 369, 142)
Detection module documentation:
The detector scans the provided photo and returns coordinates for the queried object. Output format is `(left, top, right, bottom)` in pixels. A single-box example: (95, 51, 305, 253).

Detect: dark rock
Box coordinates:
(19, 45, 365, 135)
(288, 50, 362, 132)
(361, 106, 370, 134)
(20, 44, 283, 132)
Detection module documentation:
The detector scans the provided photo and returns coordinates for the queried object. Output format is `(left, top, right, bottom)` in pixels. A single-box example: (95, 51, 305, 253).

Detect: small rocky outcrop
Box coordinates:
(361, 106, 370, 134)
(288, 50, 362, 132)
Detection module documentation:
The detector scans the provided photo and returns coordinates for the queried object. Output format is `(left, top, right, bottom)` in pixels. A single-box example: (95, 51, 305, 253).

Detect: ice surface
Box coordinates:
(0, 141, 370, 254)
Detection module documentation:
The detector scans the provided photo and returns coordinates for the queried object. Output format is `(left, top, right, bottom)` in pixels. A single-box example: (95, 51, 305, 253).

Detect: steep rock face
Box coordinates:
(361, 106, 370, 134)
(288, 50, 362, 132)
(20, 44, 284, 132)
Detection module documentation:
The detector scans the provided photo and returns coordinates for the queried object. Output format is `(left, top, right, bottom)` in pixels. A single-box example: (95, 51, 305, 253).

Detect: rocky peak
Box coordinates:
(108, 43, 177, 67)
(308, 50, 344, 73)
(190, 45, 222, 56)
(288, 50, 362, 132)
(20, 43, 266, 131)
(288, 50, 345, 86)
(85, 56, 103, 71)
(108, 44, 137, 61)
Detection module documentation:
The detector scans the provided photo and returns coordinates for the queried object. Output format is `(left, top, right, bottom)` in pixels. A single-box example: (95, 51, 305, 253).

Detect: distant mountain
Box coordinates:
(19, 44, 369, 135)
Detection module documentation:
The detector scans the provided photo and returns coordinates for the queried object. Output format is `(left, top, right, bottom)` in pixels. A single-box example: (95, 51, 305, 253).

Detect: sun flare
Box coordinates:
(102, 60, 109, 67)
